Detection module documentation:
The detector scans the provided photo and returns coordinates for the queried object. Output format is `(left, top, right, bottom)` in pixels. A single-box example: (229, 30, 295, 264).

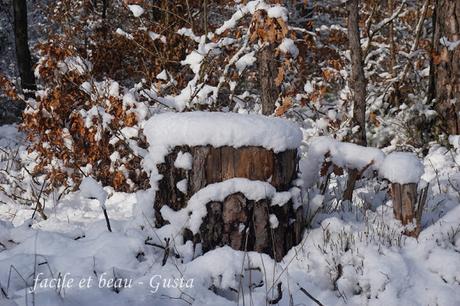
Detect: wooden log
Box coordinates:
(390, 182, 423, 236)
(154, 145, 302, 260)
(401, 183, 417, 225)
(390, 182, 417, 226)
(154, 145, 298, 226)
(199, 193, 304, 261)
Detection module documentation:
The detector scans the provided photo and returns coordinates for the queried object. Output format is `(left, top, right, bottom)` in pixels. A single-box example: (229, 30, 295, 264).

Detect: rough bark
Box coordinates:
(155, 145, 298, 225)
(433, 0, 460, 135)
(347, 0, 367, 146)
(258, 45, 279, 115)
(102, 0, 108, 18)
(387, 0, 401, 108)
(342, 168, 360, 202)
(12, 0, 35, 93)
(200, 194, 304, 261)
(154, 145, 302, 261)
(427, 0, 438, 105)
(344, 0, 367, 202)
(390, 182, 421, 236)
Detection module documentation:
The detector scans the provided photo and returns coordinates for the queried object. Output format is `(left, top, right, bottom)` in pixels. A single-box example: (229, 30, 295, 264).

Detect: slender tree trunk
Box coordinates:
(12, 0, 35, 93)
(388, 0, 401, 108)
(433, 0, 460, 135)
(388, 0, 396, 77)
(102, 0, 108, 18)
(343, 0, 367, 202)
(347, 0, 367, 146)
(203, 0, 208, 37)
(427, 0, 438, 105)
(258, 45, 279, 115)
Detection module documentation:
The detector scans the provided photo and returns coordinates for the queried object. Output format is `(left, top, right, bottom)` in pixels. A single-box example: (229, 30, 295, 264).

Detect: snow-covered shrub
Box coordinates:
(22, 43, 148, 191)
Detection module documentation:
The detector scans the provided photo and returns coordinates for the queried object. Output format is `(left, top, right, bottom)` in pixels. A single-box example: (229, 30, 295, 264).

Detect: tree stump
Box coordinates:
(390, 183, 418, 225)
(154, 145, 303, 261)
(389, 182, 428, 237)
(199, 192, 304, 262)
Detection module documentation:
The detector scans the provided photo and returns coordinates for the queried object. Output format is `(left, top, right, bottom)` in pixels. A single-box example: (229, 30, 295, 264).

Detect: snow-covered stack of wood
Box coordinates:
(143, 112, 304, 261)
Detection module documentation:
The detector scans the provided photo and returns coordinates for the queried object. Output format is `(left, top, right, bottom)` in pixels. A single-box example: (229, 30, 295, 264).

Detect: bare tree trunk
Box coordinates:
(388, 0, 400, 107)
(343, 0, 367, 202)
(427, 0, 438, 105)
(347, 0, 367, 146)
(203, 0, 208, 37)
(102, 0, 108, 18)
(258, 45, 279, 115)
(433, 0, 460, 135)
(388, 0, 396, 78)
(12, 0, 35, 93)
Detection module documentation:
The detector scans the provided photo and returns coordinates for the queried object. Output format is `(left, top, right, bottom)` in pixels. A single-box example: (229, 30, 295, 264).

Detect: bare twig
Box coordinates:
(298, 284, 325, 306)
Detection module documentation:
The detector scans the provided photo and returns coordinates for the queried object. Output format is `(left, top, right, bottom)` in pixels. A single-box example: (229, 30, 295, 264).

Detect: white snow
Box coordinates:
(267, 6, 288, 21)
(181, 50, 204, 74)
(58, 56, 92, 75)
(174, 151, 193, 170)
(148, 31, 166, 44)
(143, 112, 302, 165)
(304, 81, 314, 93)
(301, 137, 425, 187)
(278, 38, 299, 58)
(449, 135, 460, 149)
(1, 125, 460, 306)
(301, 136, 385, 188)
(160, 178, 291, 234)
(440, 36, 460, 51)
(79, 177, 108, 209)
(115, 28, 133, 40)
(120, 126, 138, 139)
(269, 214, 279, 228)
(177, 27, 201, 43)
(379, 152, 424, 184)
(128, 5, 144, 17)
(235, 51, 256, 73)
(176, 179, 188, 194)
(215, 7, 247, 35)
(156, 69, 168, 80)
(316, 117, 329, 131)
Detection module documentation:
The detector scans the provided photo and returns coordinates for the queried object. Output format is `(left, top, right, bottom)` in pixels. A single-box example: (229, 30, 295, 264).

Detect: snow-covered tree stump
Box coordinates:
(380, 152, 426, 236)
(301, 138, 428, 237)
(154, 145, 297, 224)
(389, 182, 418, 225)
(144, 112, 304, 261)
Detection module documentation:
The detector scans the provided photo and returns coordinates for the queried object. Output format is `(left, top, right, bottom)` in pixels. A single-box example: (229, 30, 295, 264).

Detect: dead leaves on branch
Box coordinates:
(250, 10, 289, 44)
(0, 75, 18, 100)
(22, 44, 148, 193)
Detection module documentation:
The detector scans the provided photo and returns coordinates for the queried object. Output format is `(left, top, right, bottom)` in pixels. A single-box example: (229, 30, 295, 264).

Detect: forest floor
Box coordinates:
(0, 124, 459, 306)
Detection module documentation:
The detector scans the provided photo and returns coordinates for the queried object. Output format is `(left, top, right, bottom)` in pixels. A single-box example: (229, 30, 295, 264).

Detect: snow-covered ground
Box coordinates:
(0, 124, 459, 306)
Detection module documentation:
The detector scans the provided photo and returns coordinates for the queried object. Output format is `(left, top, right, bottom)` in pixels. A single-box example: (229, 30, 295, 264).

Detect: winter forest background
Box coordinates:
(0, 0, 460, 305)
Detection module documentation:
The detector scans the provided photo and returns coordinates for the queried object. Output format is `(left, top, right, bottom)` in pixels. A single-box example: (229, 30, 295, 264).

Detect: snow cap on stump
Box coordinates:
(379, 152, 424, 184)
(143, 111, 302, 157)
